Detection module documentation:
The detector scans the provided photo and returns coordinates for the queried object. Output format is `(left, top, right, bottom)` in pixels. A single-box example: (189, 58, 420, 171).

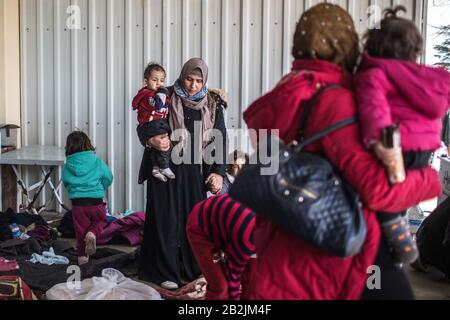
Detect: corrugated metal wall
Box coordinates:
(19, 0, 427, 214)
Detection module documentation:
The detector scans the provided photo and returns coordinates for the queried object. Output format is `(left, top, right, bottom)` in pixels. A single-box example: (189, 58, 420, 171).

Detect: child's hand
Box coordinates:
(372, 141, 401, 166)
(206, 174, 224, 194)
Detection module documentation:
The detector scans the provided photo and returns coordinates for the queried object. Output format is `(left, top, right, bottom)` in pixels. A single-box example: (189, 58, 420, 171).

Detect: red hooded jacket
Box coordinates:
(132, 87, 170, 125)
(355, 53, 450, 150)
(243, 59, 442, 300)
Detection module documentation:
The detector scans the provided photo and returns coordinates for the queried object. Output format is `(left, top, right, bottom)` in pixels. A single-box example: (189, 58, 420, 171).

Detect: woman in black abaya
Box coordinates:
(137, 58, 227, 290)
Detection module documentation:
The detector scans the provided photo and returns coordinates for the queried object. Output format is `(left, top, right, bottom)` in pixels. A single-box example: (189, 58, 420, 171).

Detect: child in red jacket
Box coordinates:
(132, 63, 175, 182)
(355, 6, 450, 264)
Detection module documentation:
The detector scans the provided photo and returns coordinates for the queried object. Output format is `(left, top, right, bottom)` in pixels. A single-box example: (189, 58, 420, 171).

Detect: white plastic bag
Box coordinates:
(46, 268, 162, 300)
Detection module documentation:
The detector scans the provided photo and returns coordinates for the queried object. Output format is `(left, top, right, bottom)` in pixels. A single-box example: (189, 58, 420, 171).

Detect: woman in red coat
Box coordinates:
(243, 3, 442, 300)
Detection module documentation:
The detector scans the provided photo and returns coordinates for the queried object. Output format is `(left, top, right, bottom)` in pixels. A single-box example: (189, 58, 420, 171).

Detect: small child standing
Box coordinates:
(355, 6, 450, 264)
(62, 131, 113, 265)
(132, 63, 175, 182)
(218, 150, 249, 195)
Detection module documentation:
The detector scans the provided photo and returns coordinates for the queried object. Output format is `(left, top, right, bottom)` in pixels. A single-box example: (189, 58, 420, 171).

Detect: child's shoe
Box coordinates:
(84, 232, 97, 257)
(161, 281, 179, 290)
(161, 168, 176, 180)
(152, 167, 167, 182)
(382, 216, 418, 264)
(78, 256, 89, 265)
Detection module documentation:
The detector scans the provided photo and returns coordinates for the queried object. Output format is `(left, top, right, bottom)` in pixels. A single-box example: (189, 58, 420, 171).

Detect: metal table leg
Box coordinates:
(26, 167, 53, 214)
(10, 164, 35, 213)
(11, 164, 52, 215)
(40, 166, 69, 211)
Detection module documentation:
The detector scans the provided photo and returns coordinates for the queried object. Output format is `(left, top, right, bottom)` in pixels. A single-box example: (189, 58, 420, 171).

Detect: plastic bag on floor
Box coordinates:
(46, 268, 162, 300)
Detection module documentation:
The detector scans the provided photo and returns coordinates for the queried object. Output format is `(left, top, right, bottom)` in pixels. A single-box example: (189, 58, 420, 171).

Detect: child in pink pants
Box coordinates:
(62, 131, 113, 265)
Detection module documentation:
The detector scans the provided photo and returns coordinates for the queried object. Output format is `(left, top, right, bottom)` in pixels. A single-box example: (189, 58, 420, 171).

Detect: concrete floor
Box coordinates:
(406, 200, 450, 300)
(52, 240, 450, 300)
(406, 266, 450, 300)
(78, 240, 450, 300)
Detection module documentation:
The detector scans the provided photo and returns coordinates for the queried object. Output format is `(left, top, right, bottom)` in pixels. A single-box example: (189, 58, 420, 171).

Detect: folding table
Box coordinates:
(0, 145, 67, 214)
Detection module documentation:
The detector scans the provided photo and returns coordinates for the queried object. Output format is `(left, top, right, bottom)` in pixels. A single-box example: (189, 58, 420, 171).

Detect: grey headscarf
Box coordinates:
(169, 58, 213, 166)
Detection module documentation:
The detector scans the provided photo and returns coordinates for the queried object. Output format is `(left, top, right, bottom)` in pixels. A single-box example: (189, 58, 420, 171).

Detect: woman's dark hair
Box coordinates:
(65, 131, 95, 156)
(143, 63, 166, 80)
(364, 5, 423, 61)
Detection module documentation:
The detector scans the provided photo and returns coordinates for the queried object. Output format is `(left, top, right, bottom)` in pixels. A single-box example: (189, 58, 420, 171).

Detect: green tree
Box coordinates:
(434, 24, 450, 69)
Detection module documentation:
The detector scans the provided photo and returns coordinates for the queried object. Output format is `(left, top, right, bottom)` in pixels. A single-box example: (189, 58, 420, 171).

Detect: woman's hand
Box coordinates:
(372, 141, 401, 167)
(206, 173, 224, 194)
(148, 134, 171, 152)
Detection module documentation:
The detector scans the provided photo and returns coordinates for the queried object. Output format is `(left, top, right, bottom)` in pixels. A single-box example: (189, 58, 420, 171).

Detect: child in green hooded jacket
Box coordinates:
(62, 131, 113, 265)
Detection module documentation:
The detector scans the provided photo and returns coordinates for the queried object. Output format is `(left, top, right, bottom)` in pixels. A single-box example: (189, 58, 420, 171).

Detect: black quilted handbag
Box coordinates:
(229, 85, 367, 257)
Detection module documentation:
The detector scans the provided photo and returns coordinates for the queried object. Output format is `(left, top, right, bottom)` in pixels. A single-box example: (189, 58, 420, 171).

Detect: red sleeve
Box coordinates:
(306, 89, 442, 213)
(354, 68, 393, 147)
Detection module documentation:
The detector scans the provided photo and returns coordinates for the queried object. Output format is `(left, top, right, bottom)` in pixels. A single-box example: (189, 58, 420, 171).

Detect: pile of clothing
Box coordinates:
(0, 209, 56, 242)
(0, 237, 139, 293)
(58, 210, 145, 246)
(0, 208, 143, 297)
(0, 257, 19, 272)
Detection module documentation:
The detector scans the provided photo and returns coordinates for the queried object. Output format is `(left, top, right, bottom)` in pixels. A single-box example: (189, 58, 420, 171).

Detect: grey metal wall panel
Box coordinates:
(126, 0, 145, 213)
(20, 0, 427, 214)
(37, 0, 52, 205)
(20, 0, 39, 211)
(204, 0, 221, 89)
(262, 0, 284, 93)
(222, 0, 241, 129)
(282, 0, 305, 74)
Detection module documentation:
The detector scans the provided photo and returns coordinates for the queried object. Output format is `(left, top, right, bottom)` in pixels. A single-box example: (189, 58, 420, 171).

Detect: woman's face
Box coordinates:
(182, 74, 204, 96)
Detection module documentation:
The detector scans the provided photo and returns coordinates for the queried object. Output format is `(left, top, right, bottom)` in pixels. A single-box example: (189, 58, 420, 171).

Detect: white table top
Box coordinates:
(0, 145, 66, 166)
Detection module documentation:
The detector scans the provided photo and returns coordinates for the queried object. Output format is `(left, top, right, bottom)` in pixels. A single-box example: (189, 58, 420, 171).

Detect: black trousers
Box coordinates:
(361, 235, 415, 300)
(150, 149, 171, 170)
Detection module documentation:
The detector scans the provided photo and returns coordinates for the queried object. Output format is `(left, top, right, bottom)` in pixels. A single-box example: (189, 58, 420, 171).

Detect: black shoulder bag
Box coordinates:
(230, 85, 367, 257)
